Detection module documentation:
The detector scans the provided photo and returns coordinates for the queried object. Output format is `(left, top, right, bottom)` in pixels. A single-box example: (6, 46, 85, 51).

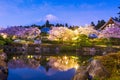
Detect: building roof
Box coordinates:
(99, 17, 120, 30)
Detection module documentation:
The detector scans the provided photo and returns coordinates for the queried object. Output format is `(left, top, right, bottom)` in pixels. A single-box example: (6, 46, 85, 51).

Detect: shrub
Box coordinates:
(75, 34, 92, 47)
(0, 40, 6, 45)
(60, 45, 76, 52)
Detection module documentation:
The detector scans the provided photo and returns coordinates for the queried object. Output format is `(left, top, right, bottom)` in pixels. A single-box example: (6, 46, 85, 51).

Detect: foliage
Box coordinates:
(60, 45, 76, 52)
(75, 34, 93, 47)
(42, 40, 60, 44)
(0, 35, 12, 45)
(4, 37, 13, 45)
(109, 38, 120, 45)
(13, 39, 34, 44)
(0, 40, 6, 45)
(92, 38, 109, 45)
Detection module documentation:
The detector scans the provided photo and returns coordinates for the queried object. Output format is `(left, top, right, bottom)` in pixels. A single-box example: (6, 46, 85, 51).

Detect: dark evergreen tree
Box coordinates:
(117, 6, 120, 21)
(56, 23, 60, 27)
(59, 24, 64, 27)
(45, 20, 50, 27)
(65, 23, 68, 27)
(114, 6, 120, 22)
(90, 22, 96, 26)
(95, 20, 106, 30)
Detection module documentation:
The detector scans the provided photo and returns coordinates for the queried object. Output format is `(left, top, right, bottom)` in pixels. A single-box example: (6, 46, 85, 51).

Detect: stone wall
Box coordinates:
(3, 44, 120, 55)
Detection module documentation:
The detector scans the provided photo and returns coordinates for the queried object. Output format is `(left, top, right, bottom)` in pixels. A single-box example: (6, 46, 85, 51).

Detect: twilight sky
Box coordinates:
(0, 0, 119, 27)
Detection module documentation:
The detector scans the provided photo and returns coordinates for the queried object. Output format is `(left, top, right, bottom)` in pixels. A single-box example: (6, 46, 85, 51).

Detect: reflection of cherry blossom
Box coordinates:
(47, 56, 78, 71)
(8, 55, 79, 72)
(8, 56, 40, 69)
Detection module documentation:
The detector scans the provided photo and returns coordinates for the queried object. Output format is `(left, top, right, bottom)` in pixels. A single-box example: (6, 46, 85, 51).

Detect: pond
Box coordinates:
(8, 66, 75, 80)
(7, 54, 82, 80)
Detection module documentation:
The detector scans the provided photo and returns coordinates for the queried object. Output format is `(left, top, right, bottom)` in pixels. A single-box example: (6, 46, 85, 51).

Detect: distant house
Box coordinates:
(99, 17, 120, 30)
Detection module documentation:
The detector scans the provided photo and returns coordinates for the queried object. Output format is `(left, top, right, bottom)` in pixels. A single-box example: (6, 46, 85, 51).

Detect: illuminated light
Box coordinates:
(12, 35, 16, 39)
(17, 57, 19, 59)
(0, 33, 7, 39)
(31, 55, 33, 58)
(65, 61, 68, 64)
(64, 56, 67, 59)
(74, 30, 79, 35)
(46, 58, 49, 61)
(3, 35, 7, 39)
(13, 57, 16, 60)
(27, 55, 31, 58)
(74, 64, 79, 70)
(72, 37, 78, 40)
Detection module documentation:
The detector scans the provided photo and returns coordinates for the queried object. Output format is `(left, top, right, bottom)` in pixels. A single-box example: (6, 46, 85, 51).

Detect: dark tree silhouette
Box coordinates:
(95, 20, 106, 30)
(56, 23, 60, 27)
(117, 6, 120, 21)
(90, 22, 96, 26)
(114, 6, 120, 22)
(65, 23, 68, 27)
(45, 20, 50, 27)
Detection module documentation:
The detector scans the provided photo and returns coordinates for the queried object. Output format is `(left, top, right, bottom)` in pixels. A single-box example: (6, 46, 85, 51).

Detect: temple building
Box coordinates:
(99, 17, 120, 30)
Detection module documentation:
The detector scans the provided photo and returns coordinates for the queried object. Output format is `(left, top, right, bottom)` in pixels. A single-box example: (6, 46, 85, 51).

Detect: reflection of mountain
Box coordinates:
(8, 66, 75, 80)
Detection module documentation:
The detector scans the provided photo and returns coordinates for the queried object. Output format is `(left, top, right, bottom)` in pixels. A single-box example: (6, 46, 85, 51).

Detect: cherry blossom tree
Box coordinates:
(0, 26, 41, 39)
(76, 26, 98, 36)
(99, 26, 120, 38)
(48, 26, 98, 42)
(48, 27, 74, 41)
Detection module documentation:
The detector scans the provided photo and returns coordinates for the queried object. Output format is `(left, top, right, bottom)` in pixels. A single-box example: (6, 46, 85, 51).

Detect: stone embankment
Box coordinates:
(0, 51, 8, 80)
(73, 60, 110, 80)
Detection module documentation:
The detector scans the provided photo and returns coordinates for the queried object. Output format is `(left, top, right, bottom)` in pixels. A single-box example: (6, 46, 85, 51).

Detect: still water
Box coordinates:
(8, 67, 75, 80)
(7, 55, 78, 80)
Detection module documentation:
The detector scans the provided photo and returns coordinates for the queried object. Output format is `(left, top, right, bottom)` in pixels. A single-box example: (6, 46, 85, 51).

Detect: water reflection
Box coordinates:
(8, 55, 40, 69)
(47, 56, 79, 71)
(8, 67, 75, 80)
(7, 55, 78, 80)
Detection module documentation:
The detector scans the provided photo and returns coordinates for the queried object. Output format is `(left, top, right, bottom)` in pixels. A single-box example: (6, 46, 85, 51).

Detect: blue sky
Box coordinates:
(0, 0, 119, 27)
